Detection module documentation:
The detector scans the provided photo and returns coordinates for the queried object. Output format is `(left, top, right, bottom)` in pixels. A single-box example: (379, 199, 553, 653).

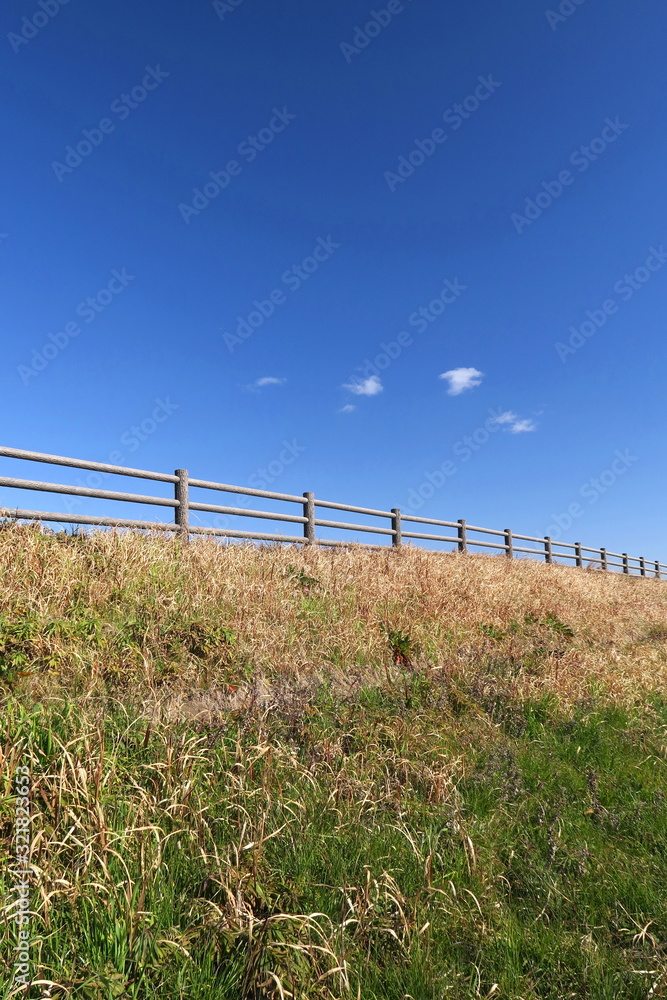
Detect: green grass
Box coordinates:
(2, 675, 666, 998)
(2, 529, 667, 996)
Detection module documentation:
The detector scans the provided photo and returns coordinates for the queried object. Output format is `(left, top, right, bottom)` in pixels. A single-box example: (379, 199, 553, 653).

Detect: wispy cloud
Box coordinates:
(256, 376, 286, 387)
(439, 367, 484, 396)
(489, 410, 537, 433)
(509, 418, 537, 433)
(342, 375, 383, 396)
(248, 376, 286, 390)
(489, 410, 518, 426)
(339, 404, 356, 413)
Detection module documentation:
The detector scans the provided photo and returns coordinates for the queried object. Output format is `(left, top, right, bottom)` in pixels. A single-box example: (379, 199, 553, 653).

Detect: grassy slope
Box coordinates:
(1, 525, 667, 998)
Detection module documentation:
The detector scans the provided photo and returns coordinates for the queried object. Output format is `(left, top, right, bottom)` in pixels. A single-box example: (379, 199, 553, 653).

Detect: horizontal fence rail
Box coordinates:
(0, 446, 664, 579)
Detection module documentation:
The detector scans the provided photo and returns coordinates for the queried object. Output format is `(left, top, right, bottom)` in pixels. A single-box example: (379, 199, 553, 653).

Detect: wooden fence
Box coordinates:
(0, 445, 663, 578)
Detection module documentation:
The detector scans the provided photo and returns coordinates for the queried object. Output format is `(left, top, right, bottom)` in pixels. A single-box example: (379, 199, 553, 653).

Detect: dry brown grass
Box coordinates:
(1, 523, 667, 710)
(3, 526, 667, 997)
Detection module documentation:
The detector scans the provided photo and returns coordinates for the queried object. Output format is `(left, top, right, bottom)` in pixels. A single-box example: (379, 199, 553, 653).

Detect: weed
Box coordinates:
(542, 611, 575, 639)
(161, 619, 235, 658)
(0, 613, 44, 685)
(379, 622, 418, 669)
(286, 563, 320, 592)
(642, 623, 667, 642)
(480, 623, 507, 641)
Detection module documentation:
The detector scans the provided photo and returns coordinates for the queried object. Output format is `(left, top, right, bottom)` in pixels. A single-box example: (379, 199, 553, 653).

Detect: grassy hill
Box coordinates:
(1, 524, 667, 998)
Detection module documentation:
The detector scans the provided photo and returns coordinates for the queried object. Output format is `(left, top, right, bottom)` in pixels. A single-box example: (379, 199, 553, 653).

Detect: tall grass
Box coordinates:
(1, 525, 666, 997)
(0, 522, 666, 709)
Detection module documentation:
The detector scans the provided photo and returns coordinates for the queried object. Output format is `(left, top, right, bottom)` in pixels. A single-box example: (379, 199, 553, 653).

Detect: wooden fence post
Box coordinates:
(504, 528, 513, 560)
(575, 542, 583, 568)
(639, 557, 646, 578)
(622, 553, 629, 575)
(656, 560, 661, 580)
(302, 492, 315, 545)
(174, 469, 189, 542)
(544, 536, 552, 564)
(391, 509, 402, 549)
(600, 547, 607, 571)
(457, 519, 467, 554)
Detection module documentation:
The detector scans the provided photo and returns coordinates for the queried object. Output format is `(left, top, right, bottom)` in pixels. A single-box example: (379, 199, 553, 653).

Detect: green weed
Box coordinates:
(286, 564, 321, 591)
(380, 622, 418, 668)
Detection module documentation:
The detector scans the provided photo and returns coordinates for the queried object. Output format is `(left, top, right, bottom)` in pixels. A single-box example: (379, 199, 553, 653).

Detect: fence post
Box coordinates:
(504, 528, 513, 559)
(656, 560, 661, 580)
(622, 553, 629, 575)
(544, 536, 552, 565)
(303, 492, 315, 545)
(457, 519, 467, 554)
(575, 542, 583, 568)
(600, 547, 607, 571)
(639, 557, 646, 578)
(391, 508, 402, 549)
(174, 469, 189, 542)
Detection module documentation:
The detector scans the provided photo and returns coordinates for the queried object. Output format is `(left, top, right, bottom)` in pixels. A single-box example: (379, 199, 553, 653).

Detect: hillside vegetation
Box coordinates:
(1, 525, 667, 999)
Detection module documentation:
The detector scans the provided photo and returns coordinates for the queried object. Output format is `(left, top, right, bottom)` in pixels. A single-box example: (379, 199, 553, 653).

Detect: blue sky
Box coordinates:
(1, 0, 666, 560)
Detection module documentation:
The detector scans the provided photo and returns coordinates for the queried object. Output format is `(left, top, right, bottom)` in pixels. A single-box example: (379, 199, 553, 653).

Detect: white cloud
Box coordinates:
(439, 367, 484, 396)
(342, 375, 383, 396)
(253, 376, 286, 388)
(489, 410, 538, 433)
(339, 404, 356, 413)
(488, 410, 518, 426)
(509, 418, 537, 433)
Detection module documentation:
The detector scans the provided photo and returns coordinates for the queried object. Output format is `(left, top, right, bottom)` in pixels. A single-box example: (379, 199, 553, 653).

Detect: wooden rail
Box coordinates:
(0, 446, 663, 578)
